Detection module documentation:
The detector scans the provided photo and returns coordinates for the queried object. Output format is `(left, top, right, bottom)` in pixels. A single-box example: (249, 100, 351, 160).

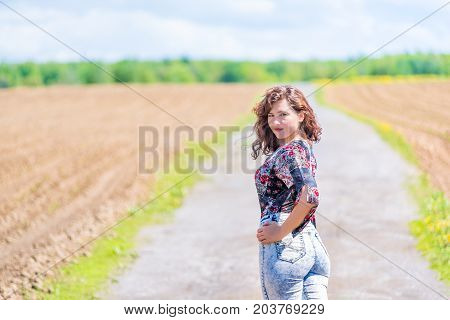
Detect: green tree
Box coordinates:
(111, 60, 138, 83)
(17, 62, 42, 86)
(220, 62, 244, 82)
(40, 62, 69, 85)
(77, 62, 111, 84)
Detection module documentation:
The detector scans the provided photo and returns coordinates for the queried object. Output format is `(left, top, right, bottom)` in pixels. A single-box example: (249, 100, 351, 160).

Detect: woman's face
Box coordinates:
(268, 98, 304, 145)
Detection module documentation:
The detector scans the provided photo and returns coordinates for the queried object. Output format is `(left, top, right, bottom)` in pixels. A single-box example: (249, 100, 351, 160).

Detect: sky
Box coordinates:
(0, 0, 449, 62)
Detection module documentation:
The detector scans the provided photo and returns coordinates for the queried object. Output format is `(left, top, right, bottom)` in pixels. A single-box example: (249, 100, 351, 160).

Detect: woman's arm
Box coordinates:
(257, 185, 314, 244)
(279, 185, 316, 238)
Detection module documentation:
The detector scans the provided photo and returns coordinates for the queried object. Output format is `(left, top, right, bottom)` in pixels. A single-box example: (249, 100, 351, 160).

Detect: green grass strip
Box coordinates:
(28, 111, 257, 300)
(314, 83, 449, 285)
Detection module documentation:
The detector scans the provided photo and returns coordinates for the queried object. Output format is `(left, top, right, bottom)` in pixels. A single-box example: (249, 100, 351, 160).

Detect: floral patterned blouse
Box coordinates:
(254, 139, 320, 236)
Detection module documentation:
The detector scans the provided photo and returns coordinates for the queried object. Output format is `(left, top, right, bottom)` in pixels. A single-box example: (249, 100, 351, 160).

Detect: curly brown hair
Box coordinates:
(251, 85, 322, 160)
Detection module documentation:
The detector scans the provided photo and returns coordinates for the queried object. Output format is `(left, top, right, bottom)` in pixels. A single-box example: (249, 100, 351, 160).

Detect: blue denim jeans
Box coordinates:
(259, 215, 331, 300)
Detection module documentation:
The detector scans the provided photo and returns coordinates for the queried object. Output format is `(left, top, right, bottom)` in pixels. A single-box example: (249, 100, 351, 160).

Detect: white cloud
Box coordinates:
(226, 0, 276, 14)
(0, 0, 448, 62)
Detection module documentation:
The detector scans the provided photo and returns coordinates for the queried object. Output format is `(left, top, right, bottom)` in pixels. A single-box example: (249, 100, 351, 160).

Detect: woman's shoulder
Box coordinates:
(272, 140, 307, 165)
(268, 139, 313, 163)
(280, 139, 311, 154)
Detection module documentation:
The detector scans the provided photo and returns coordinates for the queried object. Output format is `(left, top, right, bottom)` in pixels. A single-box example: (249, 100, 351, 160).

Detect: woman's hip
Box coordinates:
(259, 225, 330, 278)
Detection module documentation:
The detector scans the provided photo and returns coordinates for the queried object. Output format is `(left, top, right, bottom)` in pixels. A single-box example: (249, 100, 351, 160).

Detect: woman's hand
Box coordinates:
(257, 187, 311, 245)
(257, 221, 284, 244)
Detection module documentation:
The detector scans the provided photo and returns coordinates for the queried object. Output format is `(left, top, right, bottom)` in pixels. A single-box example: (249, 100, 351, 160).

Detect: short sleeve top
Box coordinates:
(254, 139, 320, 234)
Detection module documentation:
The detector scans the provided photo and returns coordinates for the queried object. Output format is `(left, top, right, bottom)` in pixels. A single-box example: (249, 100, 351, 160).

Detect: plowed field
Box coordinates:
(0, 83, 266, 299)
(322, 79, 450, 197)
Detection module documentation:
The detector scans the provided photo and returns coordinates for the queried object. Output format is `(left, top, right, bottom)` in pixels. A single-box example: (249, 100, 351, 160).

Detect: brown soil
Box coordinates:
(323, 79, 450, 197)
(0, 83, 266, 299)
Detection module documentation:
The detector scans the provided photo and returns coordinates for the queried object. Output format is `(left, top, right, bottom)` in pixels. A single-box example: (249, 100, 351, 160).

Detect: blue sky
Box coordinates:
(0, 0, 448, 62)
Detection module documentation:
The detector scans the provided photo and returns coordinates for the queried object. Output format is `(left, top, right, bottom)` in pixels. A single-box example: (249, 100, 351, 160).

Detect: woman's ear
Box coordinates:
(298, 111, 305, 122)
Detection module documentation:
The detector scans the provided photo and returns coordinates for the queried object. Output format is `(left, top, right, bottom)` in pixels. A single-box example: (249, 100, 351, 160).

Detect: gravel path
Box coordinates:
(101, 83, 448, 299)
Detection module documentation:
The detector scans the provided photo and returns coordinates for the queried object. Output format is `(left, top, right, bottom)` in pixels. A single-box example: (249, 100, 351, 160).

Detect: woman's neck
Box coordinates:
(279, 132, 309, 146)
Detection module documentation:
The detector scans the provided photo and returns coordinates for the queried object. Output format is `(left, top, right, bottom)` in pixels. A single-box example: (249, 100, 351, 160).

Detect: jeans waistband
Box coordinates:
(299, 221, 316, 233)
(260, 213, 277, 225)
(260, 213, 316, 234)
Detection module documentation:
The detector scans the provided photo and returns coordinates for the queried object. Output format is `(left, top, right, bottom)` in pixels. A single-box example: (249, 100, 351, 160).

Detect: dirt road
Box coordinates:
(102, 83, 448, 299)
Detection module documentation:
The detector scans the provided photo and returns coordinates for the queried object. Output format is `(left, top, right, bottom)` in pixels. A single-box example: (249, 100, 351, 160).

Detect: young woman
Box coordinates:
(252, 85, 330, 300)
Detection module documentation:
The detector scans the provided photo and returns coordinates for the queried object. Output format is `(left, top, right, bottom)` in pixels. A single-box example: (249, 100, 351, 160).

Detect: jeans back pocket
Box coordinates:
(275, 233, 306, 263)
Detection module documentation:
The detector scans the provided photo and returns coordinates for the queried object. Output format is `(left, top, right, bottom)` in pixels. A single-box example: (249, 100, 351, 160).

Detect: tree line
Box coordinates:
(0, 52, 448, 88)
